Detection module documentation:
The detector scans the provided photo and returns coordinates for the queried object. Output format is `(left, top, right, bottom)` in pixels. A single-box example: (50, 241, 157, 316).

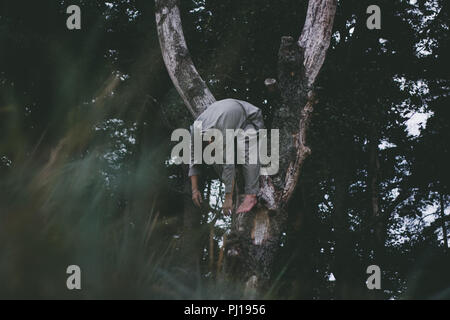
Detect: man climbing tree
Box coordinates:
(155, 0, 337, 295)
(189, 98, 265, 215)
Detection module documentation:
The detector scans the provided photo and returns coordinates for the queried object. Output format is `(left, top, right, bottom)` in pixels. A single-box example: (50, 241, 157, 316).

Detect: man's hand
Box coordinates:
(223, 193, 233, 215)
(192, 189, 202, 207)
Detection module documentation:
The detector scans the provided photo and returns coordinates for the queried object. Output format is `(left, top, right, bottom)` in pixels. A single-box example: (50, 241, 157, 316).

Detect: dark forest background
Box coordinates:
(0, 0, 448, 299)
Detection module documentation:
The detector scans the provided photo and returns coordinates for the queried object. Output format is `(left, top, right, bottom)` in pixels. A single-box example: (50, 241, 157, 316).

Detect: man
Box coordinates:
(189, 98, 264, 214)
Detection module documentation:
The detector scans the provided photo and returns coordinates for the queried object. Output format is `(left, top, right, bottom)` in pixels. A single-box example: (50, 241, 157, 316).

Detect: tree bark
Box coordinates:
(155, 0, 337, 296)
(155, 0, 216, 117)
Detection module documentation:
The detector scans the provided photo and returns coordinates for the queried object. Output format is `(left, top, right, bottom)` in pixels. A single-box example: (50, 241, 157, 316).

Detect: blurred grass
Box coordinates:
(0, 92, 214, 299)
(0, 74, 255, 299)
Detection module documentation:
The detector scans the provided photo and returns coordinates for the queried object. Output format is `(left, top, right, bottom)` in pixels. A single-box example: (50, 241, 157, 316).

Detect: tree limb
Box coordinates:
(299, 0, 338, 87)
(280, 0, 337, 204)
(155, 0, 216, 117)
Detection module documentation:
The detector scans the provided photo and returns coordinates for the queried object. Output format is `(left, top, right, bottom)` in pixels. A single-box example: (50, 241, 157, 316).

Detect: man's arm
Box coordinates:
(189, 122, 203, 207)
(191, 174, 202, 207)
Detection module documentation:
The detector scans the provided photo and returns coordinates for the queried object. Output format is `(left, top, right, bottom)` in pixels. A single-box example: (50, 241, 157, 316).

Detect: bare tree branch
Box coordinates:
(155, 0, 216, 117)
(299, 0, 338, 87)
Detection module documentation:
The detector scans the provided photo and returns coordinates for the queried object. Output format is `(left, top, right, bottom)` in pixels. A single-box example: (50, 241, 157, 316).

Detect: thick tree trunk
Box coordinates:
(155, 0, 337, 296)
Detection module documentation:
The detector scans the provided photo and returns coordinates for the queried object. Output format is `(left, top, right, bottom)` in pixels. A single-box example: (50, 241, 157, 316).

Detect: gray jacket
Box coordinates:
(188, 98, 264, 193)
